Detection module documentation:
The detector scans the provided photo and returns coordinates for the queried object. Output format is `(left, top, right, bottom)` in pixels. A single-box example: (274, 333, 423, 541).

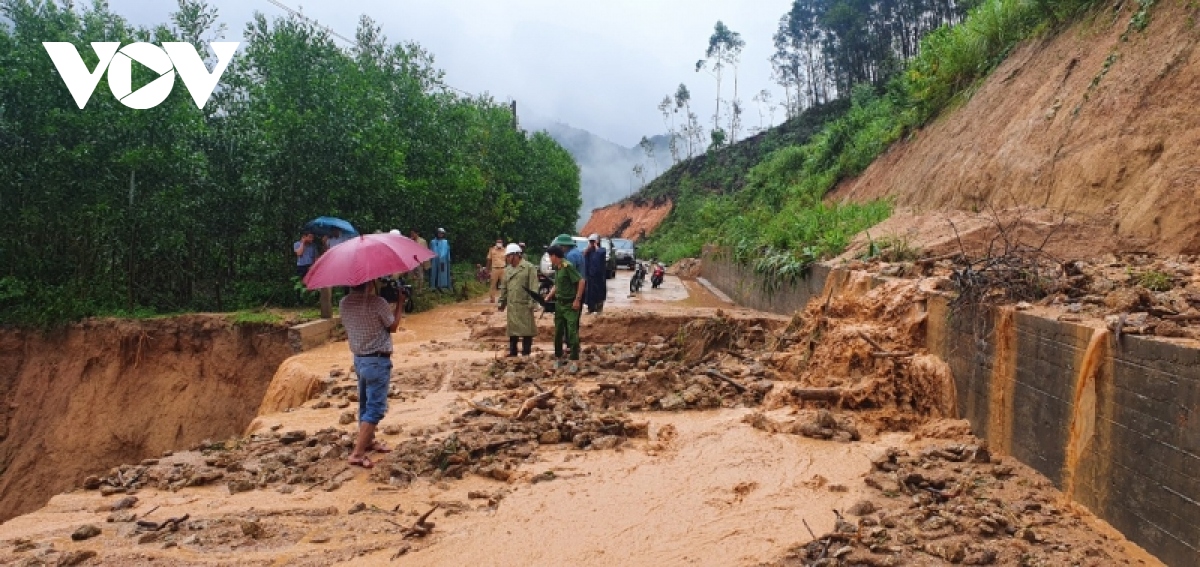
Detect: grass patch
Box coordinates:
(229, 310, 285, 326)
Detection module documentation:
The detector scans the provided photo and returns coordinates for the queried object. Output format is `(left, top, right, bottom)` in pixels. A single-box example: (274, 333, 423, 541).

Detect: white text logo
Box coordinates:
(42, 42, 239, 110)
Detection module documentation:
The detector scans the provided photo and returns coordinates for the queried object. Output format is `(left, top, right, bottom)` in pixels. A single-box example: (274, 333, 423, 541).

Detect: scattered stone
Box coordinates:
(227, 480, 256, 494)
(847, 500, 876, 516)
(107, 510, 137, 523)
(110, 495, 138, 511)
(240, 520, 263, 539)
(82, 476, 102, 490)
(658, 393, 686, 411)
(309, 533, 331, 544)
(338, 412, 355, 425)
(71, 524, 101, 541)
(382, 424, 402, 435)
(57, 550, 97, 566)
(590, 435, 623, 450)
(348, 502, 367, 514)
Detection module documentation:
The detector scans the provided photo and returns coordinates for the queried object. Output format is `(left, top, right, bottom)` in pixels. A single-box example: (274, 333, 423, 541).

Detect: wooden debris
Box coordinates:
(467, 390, 555, 420)
(135, 514, 189, 532)
(466, 401, 514, 418)
(790, 388, 850, 402)
(705, 369, 746, 393)
(402, 505, 439, 539)
(514, 391, 555, 420)
(856, 331, 886, 352)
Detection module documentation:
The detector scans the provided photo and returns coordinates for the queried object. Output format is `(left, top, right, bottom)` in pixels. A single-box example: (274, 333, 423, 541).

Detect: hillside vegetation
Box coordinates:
(0, 0, 580, 325)
(635, 0, 1128, 282)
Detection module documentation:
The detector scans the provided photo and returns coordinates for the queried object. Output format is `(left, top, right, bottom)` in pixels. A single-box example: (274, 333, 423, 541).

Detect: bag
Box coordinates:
(525, 288, 555, 313)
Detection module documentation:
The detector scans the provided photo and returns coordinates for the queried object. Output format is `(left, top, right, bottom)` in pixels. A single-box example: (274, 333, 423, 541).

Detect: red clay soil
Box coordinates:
(580, 199, 673, 241)
(828, 2, 1200, 255)
(0, 315, 293, 522)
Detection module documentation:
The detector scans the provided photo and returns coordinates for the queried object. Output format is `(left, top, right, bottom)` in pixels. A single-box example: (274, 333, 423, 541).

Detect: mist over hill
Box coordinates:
(521, 114, 672, 229)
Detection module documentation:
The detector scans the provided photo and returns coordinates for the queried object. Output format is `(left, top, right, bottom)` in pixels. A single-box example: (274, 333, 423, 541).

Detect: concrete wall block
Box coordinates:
(1105, 459, 1200, 555)
(1102, 491, 1199, 567)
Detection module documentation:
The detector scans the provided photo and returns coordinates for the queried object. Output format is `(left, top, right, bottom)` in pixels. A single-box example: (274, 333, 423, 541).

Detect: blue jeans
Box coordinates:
(353, 355, 392, 424)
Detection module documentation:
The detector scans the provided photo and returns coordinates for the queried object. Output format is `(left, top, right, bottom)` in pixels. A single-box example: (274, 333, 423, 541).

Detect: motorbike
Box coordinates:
(650, 262, 665, 289)
(537, 273, 554, 298)
(629, 261, 646, 294)
(377, 276, 415, 313)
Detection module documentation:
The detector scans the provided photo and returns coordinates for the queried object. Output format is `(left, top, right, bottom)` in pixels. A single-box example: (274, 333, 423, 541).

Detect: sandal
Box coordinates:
(348, 455, 374, 469)
(370, 441, 392, 453)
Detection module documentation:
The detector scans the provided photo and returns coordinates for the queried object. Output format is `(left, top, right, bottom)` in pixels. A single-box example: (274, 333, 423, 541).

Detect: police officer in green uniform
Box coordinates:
(545, 242, 585, 360)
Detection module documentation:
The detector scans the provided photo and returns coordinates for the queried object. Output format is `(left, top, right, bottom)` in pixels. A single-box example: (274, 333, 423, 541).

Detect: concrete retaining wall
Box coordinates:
(698, 247, 831, 315)
(699, 251, 1199, 565)
(288, 317, 340, 353)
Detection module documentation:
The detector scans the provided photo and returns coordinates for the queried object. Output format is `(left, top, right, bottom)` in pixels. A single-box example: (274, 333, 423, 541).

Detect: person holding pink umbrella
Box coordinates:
(340, 281, 402, 468)
(301, 233, 436, 469)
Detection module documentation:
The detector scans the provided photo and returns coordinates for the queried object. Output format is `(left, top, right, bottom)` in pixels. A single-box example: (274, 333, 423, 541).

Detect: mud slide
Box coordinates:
(0, 316, 293, 522)
(0, 278, 1162, 566)
(580, 197, 672, 241)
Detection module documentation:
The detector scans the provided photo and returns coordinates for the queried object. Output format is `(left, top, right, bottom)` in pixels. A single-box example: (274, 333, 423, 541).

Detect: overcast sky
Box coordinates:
(107, 0, 795, 147)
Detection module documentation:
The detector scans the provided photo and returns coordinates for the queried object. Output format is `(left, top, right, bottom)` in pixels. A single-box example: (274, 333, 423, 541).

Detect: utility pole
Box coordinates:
(511, 100, 518, 131)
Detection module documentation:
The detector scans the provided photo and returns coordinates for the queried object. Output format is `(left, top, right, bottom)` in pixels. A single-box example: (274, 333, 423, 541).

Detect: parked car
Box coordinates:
(540, 236, 588, 278)
(539, 236, 616, 279)
(611, 238, 636, 268)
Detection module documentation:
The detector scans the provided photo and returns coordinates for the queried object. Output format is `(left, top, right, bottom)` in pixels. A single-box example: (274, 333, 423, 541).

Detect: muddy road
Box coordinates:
(0, 272, 1163, 566)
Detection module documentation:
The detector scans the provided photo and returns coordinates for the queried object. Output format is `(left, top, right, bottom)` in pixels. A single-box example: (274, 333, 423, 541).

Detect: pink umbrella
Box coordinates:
(303, 233, 436, 289)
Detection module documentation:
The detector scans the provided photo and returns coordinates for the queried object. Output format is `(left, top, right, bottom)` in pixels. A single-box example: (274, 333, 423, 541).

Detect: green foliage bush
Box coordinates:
(0, 0, 581, 325)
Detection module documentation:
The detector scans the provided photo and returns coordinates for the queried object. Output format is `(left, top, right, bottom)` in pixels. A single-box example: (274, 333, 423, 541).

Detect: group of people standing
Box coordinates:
(293, 227, 454, 292)
(495, 233, 607, 361)
(328, 229, 610, 470)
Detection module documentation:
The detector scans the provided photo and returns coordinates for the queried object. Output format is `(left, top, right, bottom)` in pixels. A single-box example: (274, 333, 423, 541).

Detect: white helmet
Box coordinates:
(505, 243, 523, 255)
(389, 229, 401, 235)
(588, 233, 600, 241)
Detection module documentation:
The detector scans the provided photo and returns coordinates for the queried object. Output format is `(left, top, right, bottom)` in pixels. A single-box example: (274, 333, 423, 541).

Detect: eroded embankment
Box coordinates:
(0, 315, 293, 521)
(828, 0, 1200, 254)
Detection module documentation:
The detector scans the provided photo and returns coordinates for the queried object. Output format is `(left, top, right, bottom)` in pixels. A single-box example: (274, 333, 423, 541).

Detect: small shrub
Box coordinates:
(1137, 270, 1172, 292)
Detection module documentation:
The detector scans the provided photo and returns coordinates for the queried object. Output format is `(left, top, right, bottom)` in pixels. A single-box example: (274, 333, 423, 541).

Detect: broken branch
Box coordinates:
(705, 369, 746, 393)
(790, 388, 849, 402)
(856, 331, 886, 352)
(466, 401, 514, 419)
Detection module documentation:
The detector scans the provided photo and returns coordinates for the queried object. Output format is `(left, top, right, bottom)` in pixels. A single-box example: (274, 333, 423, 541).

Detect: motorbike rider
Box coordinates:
(651, 261, 665, 288)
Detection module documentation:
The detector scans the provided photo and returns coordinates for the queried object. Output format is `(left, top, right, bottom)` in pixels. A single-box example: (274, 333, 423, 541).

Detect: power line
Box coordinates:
(264, 0, 355, 45)
(261, 0, 479, 101)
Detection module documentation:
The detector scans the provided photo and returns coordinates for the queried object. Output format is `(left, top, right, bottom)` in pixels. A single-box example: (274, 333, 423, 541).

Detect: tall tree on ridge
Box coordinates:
(695, 20, 743, 147)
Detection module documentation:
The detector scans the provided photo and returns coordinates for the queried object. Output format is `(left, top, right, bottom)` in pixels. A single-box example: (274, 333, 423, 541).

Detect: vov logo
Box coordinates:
(42, 42, 239, 110)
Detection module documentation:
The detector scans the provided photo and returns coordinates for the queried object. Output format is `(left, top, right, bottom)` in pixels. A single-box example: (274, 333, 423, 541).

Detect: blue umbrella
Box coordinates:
(302, 216, 359, 237)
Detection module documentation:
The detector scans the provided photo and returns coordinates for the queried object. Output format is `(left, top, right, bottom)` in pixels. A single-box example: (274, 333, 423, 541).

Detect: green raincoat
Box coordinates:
(498, 260, 539, 337)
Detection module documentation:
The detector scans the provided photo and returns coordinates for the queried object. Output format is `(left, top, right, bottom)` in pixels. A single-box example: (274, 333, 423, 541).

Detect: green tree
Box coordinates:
(695, 21, 744, 143)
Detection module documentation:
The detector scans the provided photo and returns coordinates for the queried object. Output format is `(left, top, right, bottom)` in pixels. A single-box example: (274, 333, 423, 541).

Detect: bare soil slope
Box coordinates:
(829, 2, 1200, 254)
(579, 198, 672, 241)
(0, 316, 293, 522)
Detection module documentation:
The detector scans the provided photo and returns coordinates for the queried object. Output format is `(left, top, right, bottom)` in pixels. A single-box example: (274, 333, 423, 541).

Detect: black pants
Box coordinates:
(508, 336, 533, 356)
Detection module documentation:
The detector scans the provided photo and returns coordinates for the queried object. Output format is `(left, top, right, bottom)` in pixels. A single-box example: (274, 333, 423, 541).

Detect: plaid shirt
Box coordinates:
(339, 292, 395, 355)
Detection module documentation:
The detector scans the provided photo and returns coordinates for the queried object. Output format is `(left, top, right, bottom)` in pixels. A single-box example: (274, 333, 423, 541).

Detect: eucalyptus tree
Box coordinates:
(694, 20, 743, 145)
